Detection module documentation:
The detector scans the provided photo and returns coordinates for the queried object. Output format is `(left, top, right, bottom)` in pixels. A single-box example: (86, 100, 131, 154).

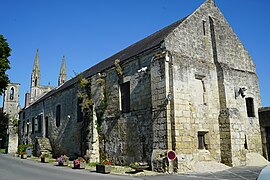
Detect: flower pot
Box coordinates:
(73, 162, 85, 169)
(79, 162, 85, 169)
(41, 157, 49, 163)
(63, 161, 69, 166)
(21, 154, 27, 159)
(96, 164, 111, 174)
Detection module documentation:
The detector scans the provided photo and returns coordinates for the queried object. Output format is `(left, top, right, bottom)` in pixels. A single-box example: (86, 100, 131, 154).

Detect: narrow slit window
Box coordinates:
(35, 78, 37, 86)
(120, 82, 130, 113)
(10, 87, 14, 100)
(32, 117, 35, 134)
(38, 114, 42, 133)
(56, 105, 61, 127)
(246, 98, 255, 117)
(202, 20, 206, 36)
(244, 135, 248, 149)
(26, 120, 29, 135)
(77, 98, 83, 122)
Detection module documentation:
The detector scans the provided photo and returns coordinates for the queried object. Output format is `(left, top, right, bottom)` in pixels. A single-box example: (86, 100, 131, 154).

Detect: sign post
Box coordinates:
(167, 150, 176, 173)
(167, 150, 176, 161)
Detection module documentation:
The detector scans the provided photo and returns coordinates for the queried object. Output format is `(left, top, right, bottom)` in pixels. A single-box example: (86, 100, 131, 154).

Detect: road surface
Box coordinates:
(0, 153, 264, 180)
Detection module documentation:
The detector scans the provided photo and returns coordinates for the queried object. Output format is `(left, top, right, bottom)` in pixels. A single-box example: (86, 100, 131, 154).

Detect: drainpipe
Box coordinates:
(165, 51, 176, 173)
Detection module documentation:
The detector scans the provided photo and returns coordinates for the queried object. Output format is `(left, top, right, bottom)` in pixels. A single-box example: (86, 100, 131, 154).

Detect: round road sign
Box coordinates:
(167, 150, 176, 161)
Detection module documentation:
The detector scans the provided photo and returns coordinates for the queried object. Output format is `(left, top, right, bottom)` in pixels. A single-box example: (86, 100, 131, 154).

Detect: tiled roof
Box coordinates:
(28, 16, 188, 107)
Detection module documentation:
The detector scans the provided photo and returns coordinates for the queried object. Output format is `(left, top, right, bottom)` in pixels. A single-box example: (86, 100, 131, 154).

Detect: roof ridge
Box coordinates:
(26, 15, 189, 107)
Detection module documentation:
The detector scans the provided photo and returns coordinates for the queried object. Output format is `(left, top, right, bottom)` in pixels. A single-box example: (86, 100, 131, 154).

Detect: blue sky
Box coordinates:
(1, 0, 269, 107)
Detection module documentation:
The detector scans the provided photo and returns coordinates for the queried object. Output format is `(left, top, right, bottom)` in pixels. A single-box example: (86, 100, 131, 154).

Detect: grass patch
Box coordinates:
(0, 149, 6, 153)
(87, 162, 98, 167)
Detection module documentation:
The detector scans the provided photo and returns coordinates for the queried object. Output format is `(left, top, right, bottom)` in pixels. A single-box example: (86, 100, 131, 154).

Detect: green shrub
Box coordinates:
(18, 144, 33, 154)
(0, 149, 6, 153)
(88, 162, 98, 167)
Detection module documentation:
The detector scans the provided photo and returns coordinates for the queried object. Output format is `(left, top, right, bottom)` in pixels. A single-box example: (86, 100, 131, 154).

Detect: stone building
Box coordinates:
(2, 83, 20, 154)
(259, 107, 270, 160)
(18, 0, 263, 172)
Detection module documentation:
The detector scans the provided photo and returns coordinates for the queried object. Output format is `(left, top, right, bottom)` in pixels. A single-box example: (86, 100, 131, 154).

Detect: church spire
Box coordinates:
(32, 49, 40, 74)
(30, 49, 41, 103)
(58, 55, 67, 86)
(31, 49, 40, 87)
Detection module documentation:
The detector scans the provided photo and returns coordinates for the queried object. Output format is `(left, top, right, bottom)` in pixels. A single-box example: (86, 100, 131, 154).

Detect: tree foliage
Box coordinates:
(0, 34, 11, 95)
(0, 108, 9, 140)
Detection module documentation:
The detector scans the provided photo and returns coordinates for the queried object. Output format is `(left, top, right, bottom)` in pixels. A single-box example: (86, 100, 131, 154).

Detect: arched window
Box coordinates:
(10, 87, 14, 100)
(56, 105, 61, 127)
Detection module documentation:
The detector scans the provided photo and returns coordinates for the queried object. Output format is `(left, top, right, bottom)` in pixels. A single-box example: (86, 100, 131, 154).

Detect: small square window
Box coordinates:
(198, 131, 208, 150)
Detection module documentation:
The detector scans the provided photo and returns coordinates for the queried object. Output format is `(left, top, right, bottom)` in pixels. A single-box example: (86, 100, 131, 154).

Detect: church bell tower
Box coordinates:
(30, 49, 41, 103)
(2, 83, 20, 154)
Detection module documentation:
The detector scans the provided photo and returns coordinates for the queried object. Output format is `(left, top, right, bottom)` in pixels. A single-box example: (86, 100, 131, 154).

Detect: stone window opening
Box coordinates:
(38, 114, 42, 133)
(77, 98, 83, 122)
(31, 117, 35, 134)
(35, 77, 38, 87)
(45, 116, 49, 138)
(202, 20, 206, 36)
(10, 87, 14, 100)
(26, 120, 29, 135)
(246, 97, 255, 117)
(244, 135, 248, 150)
(34, 116, 38, 133)
(198, 131, 208, 150)
(120, 82, 130, 113)
(22, 121, 25, 135)
(56, 104, 61, 127)
(194, 75, 207, 105)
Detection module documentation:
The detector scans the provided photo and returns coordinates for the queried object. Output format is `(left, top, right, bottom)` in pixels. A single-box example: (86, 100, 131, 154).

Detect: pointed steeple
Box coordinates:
(30, 49, 41, 103)
(31, 49, 40, 87)
(33, 49, 40, 73)
(58, 55, 67, 86)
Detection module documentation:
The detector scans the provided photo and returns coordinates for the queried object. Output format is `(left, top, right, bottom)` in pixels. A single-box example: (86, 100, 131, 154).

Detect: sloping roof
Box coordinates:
(27, 16, 188, 107)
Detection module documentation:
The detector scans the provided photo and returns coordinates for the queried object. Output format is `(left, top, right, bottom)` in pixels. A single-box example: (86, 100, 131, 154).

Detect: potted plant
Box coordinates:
(56, 155, 69, 166)
(129, 161, 149, 172)
(40, 153, 50, 163)
(73, 157, 86, 169)
(21, 152, 27, 159)
(96, 160, 112, 174)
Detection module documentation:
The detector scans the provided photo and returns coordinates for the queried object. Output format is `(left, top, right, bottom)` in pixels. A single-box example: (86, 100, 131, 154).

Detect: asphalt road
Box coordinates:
(0, 154, 136, 180)
(0, 153, 265, 180)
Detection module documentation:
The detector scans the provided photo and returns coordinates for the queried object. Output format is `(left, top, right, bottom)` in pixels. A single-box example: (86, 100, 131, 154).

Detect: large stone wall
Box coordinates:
(99, 52, 155, 165)
(164, 0, 262, 171)
(20, 50, 157, 164)
(20, 86, 82, 158)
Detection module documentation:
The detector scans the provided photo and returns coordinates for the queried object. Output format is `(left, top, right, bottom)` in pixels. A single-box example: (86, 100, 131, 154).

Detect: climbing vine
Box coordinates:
(77, 76, 93, 156)
(77, 76, 93, 112)
(95, 73, 107, 134)
(114, 59, 123, 77)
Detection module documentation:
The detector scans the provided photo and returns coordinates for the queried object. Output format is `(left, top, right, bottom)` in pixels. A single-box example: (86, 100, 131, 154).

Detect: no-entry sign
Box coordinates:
(167, 150, 176, 161)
